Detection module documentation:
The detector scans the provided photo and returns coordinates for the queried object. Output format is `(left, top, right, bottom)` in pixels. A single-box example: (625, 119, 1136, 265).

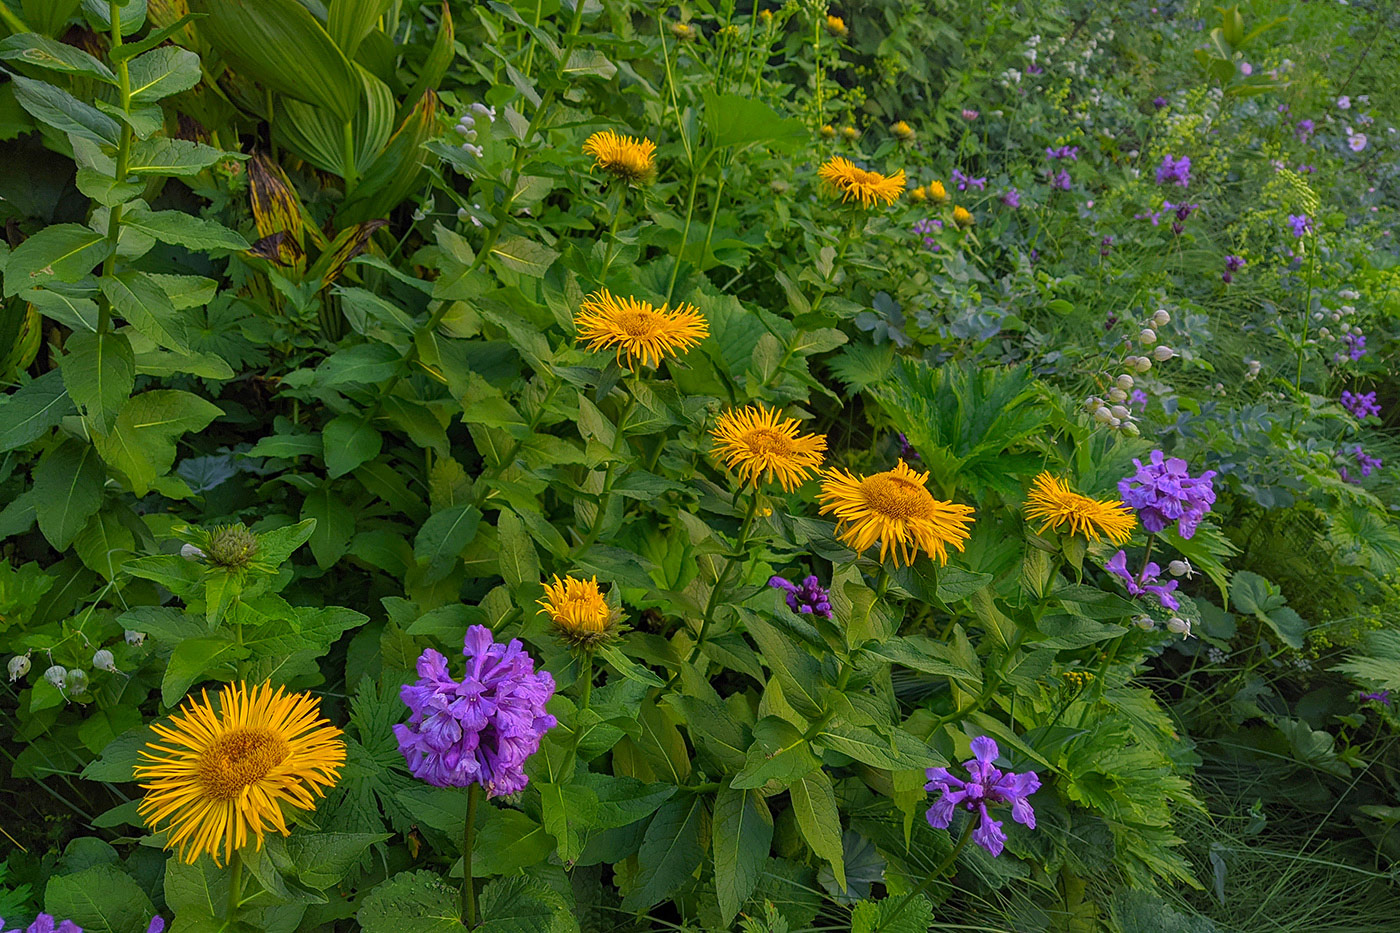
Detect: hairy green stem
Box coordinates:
(96, 0, 135, 335)
(682, 493, 763, 668)
(462, 783, 480, 927)
(227, 850, 243, 924)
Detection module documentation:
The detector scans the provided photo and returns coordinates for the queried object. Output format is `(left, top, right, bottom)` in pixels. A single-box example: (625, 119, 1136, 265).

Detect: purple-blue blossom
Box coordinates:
(1287, 214, 1311, 237)
(768, 574, 833, 619)
(1118, 450, 1217, 538)
(1295, 119, 1314, 141)
(1152, 96, 1168, 109)
(1001, 187, 1021, 208)
(1360, 689, 1391, 705)
(1105, 551, 1181, 610)
(1341, 390, 1380, 420)
(1155, 154, 1191, 187)
(925, 736, 1039, 857)
(395, 625, 556, 796)
(0, 916, 82, 933)
(952, 168, 986, 191)
(897, 431, 920, 461)
(1339, 332, 1366, 362)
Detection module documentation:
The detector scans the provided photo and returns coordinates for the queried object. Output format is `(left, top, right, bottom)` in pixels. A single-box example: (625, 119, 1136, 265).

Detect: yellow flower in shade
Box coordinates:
(953, 205, 974, 228)
(1023, 472, 1136, 544)
(820, 124, 837, 139)
(538, 575, 620, 649)
(574, 288, 708, 370)
(670, 21, 698, 41)
(927, 180, 948, 204)
(840, 125, 860, 142)
(825, 15, 848, 37)
(135, 682, 345, 865)
(908, 186, 928, 203)
(710, 403, 828, 492)
(760, 9, 773, 24)
(818, 459, 975, 567)
(891, 120, 915, 142)
(582, 130, 657, 185)
(818, 156, 907, 208)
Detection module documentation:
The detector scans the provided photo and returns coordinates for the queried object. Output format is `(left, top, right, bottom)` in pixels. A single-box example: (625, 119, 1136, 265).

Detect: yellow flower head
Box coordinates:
(538, 575, 620, 648)
(760, 9, 774, 23)
(583, 130, 657, 185)
(953, 205, 974, 228)
(825, 15, 848, 37)
(927, 180, 948, 203)
(840, 125, 860, 142)
(818, 157, 907, 209)
(820, 124, 837, 139)
(818, 459, 975, 567)
(710, 403, 828, 492)
(891, 120, 915, 141)
(135, 682, 344, 865)
(574, 288, 708, 370)
(1024, 472, 1136, 544)
(908, 186, 928, 203)
(670, 21, 698, 41)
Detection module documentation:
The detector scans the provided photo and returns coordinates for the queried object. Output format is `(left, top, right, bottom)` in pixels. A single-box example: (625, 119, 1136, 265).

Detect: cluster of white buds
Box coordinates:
(1207, 646, 1227, 664)
(1244, 358, 1261, 381)
(1166, 617, 1192, 638)
(454, 103, 496, 159)
(93, 649, 118, 673)
(8, 654, 30, 682)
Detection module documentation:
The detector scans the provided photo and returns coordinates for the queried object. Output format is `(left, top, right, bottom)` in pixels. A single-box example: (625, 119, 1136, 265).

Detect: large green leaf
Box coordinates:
(619, 795, 706, 910)
(127, 45, 202, 102)
(4, 223, 108, 296)
(9, 72, 120, 144)
(478, 875, 579, 933)
(275, 65, 394, 179)
(161, 635, 247, 705)
(323, 413, 382, 477)
(790, 770, 845, 890)
(46, 864, 155, 933)
(90, 389, 222, 495)
(33, 439, 103, 550)
(189, 0, 362, 123)
(0, 369, 75, 452)
(100, 270, 189, 352)
(414, 503, 483, 582)
(61, 330, 134, 432)
(713, 783, 773, 925)
(357, 870, 461, 933)
(0, 33, 116, 82)
(327, 0, 395, 58)
(703, 89, 806, 150)
(121, 205, 249, 251)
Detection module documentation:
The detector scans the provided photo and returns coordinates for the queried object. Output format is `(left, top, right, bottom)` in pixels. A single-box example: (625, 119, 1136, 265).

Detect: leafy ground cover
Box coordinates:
(1, 0, 1399, 931)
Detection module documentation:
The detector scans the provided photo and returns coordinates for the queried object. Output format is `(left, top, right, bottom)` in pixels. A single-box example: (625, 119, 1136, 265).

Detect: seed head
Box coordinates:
(206, 525, 259, 570)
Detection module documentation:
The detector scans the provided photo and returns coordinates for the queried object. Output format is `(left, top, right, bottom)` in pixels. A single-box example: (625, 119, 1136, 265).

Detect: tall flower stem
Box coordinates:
(872, 817, 975, 933)
(227, 850, 244, 924)
(597, 188, 627, 285)
(462, 782, 481, 927)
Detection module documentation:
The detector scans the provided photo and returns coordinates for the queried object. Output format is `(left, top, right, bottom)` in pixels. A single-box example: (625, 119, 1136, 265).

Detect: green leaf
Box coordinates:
(713, 782, 773, 925)
(0, 33, 116, 82)
(472, 808, 556, 876)
(81, 727, 146, 782)
(9, 72, 119, 144)
(744, 615, 826, 718)
(620, 795, 706, 911)
(496, 509, 540, 591)
(46, 864, 155, 933)
(732, 716, 820, 790)
(34, 438, 105, 550)
(91, 389, 222, 496)
(323, 413, 382, 477)
(817, 721, 942, 772)
(327, 0, 395, 58)
(165, 857, 230, 920)
(61, 330, 134, 432)
(357, 870, 461, 933)
(127, 45, 202, 101)
(703, 90, 806, 150)
(478, 875, 579, 933)
(0, 369, 75, 451)
(598, 645, 665, 687)
(101, 270, 189, 351)
(414, 503, 483, 582)
(790, 770, 845, 890)
(489, 235, 560, 277)
(850, 895, 934, 933)
(4, 223, 108, 296)
(274, 831, 390, 889)
(255, 518, 318, 566)
(302, 486, 355, 568)
(161, 635, 247, 706)
(111, 12, 201, 62)
(128, 136, 232, 176)
(121, 205, 250, 251)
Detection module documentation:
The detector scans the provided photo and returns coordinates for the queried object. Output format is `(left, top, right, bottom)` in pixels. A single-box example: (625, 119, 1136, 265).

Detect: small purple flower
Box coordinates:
(1045, 145, 1079, 161)
(1353, 445, 1383, 477)
(1341, 390, 1380, 420)
(394, 626, 556, 796)
(1001, 187, 1021, 208)
(962, 109, 979, 121)
(1105, 551, 1181, 610)
(1337, 95, 1351, 110)
(768, 574, 833, 619)
(951, 168, 986, 191)
(1152, 96, 1168, 109)
(897, 432, 920, 461)
(1222, 254, 1245, 282)
(1130, 389, 1148, 412)
(1360, 689, 1391, 706)
(0, 917, 83, 933)
(1295, 119, 1315, 141)
(1118, 450, 1217, 539)
(1099, 235, 1114, 257)
(1053, 168, 1072, 190)
(1340, 332, 1367, 362)
(1239, 62, 1253, 76)
(925, 736, 1039, 857)
(1348, 130, 1368, 152)
(147, 921, 165, 933)
(1287, 214, 1312, 237)
(1025, 63, 1044, 75)
(1155, 154, 1191, 187)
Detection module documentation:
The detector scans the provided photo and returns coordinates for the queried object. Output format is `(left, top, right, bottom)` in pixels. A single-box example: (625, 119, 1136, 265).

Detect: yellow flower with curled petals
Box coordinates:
(583, 130, 657, 184)
(1023, 472, 1135, 544)
(574, 288, 708, 370)
(710, 403, 828, 492)
(818, 459, 975, 567)
(818, 157, 907, 208)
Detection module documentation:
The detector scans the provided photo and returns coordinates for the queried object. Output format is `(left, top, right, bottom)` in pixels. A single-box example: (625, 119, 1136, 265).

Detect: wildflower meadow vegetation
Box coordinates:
(3, 1, 1400, 931)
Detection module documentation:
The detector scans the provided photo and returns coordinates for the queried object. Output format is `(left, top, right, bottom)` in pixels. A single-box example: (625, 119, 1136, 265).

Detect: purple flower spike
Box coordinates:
(394, 626, 556, 796)
(1287, 214, 1312, 238)
(1105, 551, 1181, 610)
(146, 920, 165, 933)
(1341, 390, 1380, 420)
(1360, 689, 1391, 706)
(0, 916, 83, 933)
(1118, 450, 1217, 539)
(925, 736, 1040, 857)
(769, 574, 833, 619)
(1155, 154, 1191, 187)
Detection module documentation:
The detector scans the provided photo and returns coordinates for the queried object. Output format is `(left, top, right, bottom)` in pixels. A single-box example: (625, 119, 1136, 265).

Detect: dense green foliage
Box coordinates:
(1, 0, 1399, 931)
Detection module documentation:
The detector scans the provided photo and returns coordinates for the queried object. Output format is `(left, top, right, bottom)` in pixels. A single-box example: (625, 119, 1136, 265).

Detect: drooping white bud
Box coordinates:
(1139, 328, 1157, 345)
(1093, 406, 1114, 424)
(1134, 615, 1155, 630)
(8, 655, 30, 681)
(1107, 387, 1127, 403)
(93, 649, 116, 672)
(1167, 559, 1193, 577)
(66, 669, 89, 694)
(1134, 356, 1152, 372)
(1166, 617, 1191, 636)
(1110, 405, 1130, 420)
(1121, 422, 1141, 436)
(1152, 345, 1175, 361)
(453, 123, 471, 136)
(180, 543, 205, 561)
(1085, 396, 1105, 411)
(1152, 309, 1170, 327)
(43, 665, 66, 689)
(1116, 374, 1135, 390)
(125, 630, 146, 647)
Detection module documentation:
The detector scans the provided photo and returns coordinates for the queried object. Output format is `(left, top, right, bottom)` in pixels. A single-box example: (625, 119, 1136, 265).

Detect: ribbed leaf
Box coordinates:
(274, 65, 393, 178)
(328, 0, 395, 58)
(338, 90, 439, 226)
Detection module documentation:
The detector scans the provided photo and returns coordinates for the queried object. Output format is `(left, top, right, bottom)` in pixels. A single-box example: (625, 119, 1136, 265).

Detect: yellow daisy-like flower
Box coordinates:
(538, 574, 620, 648)
(820, 123, 837, 139)
(953, 205, 974, 228)
(710, 403, 828, 492)
(825, 15, 848, 37)
(891, 120, 915, 142)
(927, 180, 948, 204)
(908, 186, 928, 203)
(574, 288, 708, 370)
(670, 21, 698, 41)
(1023, 472, 1136, 544)
(818, 459, 975, 567)
(135, 682, 345, 865)
(839, 125, 860, 142)
(818, 156, 907, 209)
(582, 130, 657, 184)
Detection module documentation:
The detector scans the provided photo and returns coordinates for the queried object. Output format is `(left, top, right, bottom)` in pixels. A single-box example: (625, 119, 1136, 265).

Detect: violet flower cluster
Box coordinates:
(395, 625, 556, 796)
(897, 431, 920, 461)
(768, 574, 833, 620)
(1155, 154, 1191, 187)
(1222, 254, 1245, 283)
(925, 736, 1039, 857)
(1360, 689, 1391, 706)
(1105, 551, 1180, 610)
(1295, 118, 1314, 142)
(1001, 187, 1021, 208)
(1118, 450, 1218, 538)
(913, 218, 943, 251)
(0, 916, 162, 933)
(1045, 145, 1079, 160)
(1341, 390, 1380, 420)
(1339, 332, 1366, 362)
(1287, 214, 1312, 237)
(951, 168, 986, 191)
(1049, 168, 1072, 190)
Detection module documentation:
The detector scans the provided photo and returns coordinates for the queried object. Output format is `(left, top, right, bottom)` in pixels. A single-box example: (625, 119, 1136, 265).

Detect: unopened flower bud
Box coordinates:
(66, 669, 89, 694)
(1093, 406, 1114, 424)
(180, 543, 205, 561)
(1152, 309, 1170, 326)
(93, 649, 116, 672)
(456, 207, 469, 221)
(1318, 327, 1331, 339)
(1139, 328, 1157, 345)
(125, 630, 146, 647)
(1084, 396, 1105, 411)
(1134, 615, 1154, 630)
(1134, 356, 1152, 372)
(1152, 345, 1175, 361)
(1166, 617, 1191, 636)
(1107, 387, 1127, 403)
(1121, 421, 1141, 436)
(1110, 405, 1130, 420)
(43, 665, 66, 689)
(8, 655, 30, 681)
(1116, 374, 1134, 390)
(470, 102, 493, 119)
(206, 525, 258, 570)
(454, 123, 471, 136)
(1168, 559, 1193, 577)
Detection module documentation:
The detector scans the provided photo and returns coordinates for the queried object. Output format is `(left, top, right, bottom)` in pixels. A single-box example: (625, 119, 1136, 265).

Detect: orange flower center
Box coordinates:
(197, 726, 289, 800)
(739, 428, 796, 457)
(859, 473, 935, 520)
(614, 308, 665, 337)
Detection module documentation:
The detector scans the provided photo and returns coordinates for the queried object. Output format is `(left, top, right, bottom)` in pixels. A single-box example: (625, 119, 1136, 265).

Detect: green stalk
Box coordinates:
(695, 170, 728, 275)
(682, 492, 763, 667)
(227, 849, 244, 924)
(462, 783, 481, 927)
(665, 169, 702, 305)
(571, 394, 636, 558)
(1295, 235, 1317, 391)
(97, 0, 135, 335)
(811, 7, 824, 132)
(342, 120, 358, 195)
(597, 190, 627, 285)
(872, 818, 975, 933)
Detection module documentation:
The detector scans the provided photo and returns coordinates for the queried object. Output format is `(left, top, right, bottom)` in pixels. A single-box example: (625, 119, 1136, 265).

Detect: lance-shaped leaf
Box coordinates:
(338, 90, 440, 227)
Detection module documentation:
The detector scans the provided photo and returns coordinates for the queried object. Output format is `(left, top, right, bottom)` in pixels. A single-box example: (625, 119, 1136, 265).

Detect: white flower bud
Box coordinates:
(463, 128, 477, 142)
(1116, 374, 1135, 390)
(1152, 345, 1175, 361)
(66, 669, 89, 694)
(1093, 406, 1114, 424)
(453, 123, 471, 136)
(411, 208, 426, 222)
(1318, 328, 1331, 339)
(1121, 422, 1141, 436)
(1312, 312, 1325, 321)
(93, 649, 116, 672)
(1134, 356, 1152, 372)
(1110, 405, 1130, 420)
(456, 207, 469, 221)
(1153, 309, 1170, 327)
(470, 102, 492, 118)
(1139, 328, 1157, 345)
(125, 630, 146, 647)
(1084, 396, 1104, 411)
(43, 665, 66, 689)
(8, 655, 30, 681)
(1168, 559, 1193, 577)
(462, 143, 484, 158)
(1134, 615, 1155, 630)
(1107, 387, 1127, 403)
(1166, 617, 1191, 637)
